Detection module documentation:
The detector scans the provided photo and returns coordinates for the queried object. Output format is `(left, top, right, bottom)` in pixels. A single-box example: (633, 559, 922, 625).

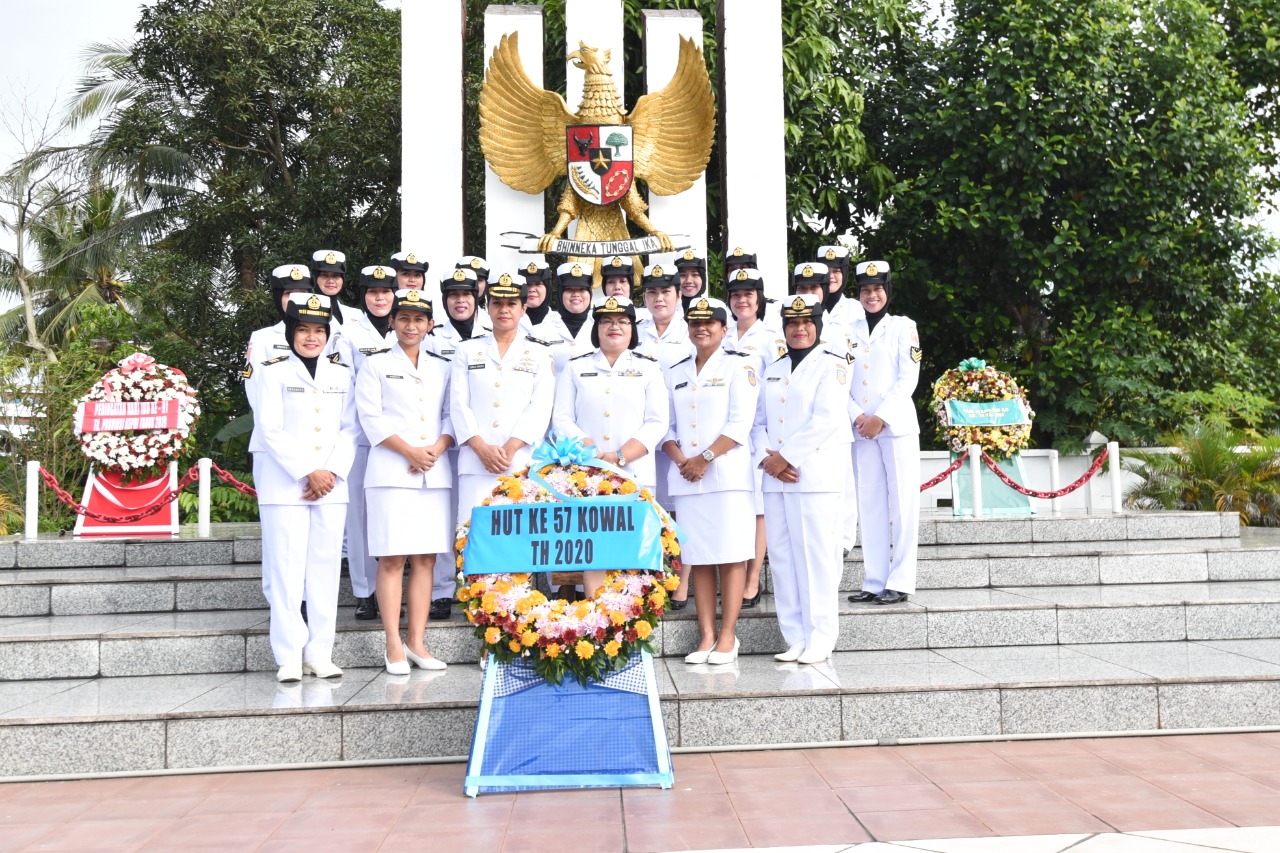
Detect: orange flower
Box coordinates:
(608, 609, 626, 626)
(494, 580, 513, 594)
(546, 643, 561, 659)
(604, 640, 621, 657)
(574, 600, 593, 620)
(515, 596, 535, 615)
(634, 620, 652, 640)
(457, 587, 472, 602)
(662, 574, 680, 591)
(648, 590, 667, 609)
(508, 639, 522, 653)
(598, 480, 615, 495)
(574, 640, 595, 659)
(484, 627, 501, 644)
(481, 592, 499, 613)
(620, 481, 638, 495)
(520, 629, 538, 647)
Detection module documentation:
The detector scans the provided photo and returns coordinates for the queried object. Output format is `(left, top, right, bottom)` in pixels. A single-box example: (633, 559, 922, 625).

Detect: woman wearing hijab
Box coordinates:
(538, 262, 597, 373)
(674, 248, 708, 315)
(251, 290, 359, 683)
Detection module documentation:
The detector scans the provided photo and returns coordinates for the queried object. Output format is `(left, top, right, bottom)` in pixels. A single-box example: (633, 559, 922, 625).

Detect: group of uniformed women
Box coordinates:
(246, 244, 922, 680)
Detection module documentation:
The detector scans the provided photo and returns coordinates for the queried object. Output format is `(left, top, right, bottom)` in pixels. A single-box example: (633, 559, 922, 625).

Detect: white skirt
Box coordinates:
(670, 491, 756, 565)
(366, 486, 452, 557)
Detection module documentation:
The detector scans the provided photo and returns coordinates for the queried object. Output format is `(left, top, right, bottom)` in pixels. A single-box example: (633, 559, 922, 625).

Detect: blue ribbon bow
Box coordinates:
(958, 357, 988, 372)
(527, 432, 640, 504)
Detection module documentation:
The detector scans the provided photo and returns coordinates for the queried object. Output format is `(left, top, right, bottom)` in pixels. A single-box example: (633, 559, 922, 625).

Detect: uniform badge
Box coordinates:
(683, 249, 696, 261)
(866, 263, 878, 277)
(406, 289, 421, 302)
(610, 256, 623, 267)
(825, 248, 836, 260)
(735, 269, 749, 281)
(801, 264, 814, 277)
(527, 261, 539, 274)
(651, 265, 665, 277)
(290, 266, 304, 280)
(324, 252, 337, 264)
(732, 247, 744, 257)
(836, 369, 847, 385)
(571, 263, 583, 277)
(373, 266, 387, 280)
(470, 257, 483, 269)
(452, 269, 467, 282)
(240, 364, 252, 380)
(846, 352, 855, 364)
(498, 273, 512, 286)
(910, 346, 922, 363)
(746, 368, 757, 386)
(327, 352, 344, 365)
(406, 253, 418, 264)
(307, 295, 321, 310)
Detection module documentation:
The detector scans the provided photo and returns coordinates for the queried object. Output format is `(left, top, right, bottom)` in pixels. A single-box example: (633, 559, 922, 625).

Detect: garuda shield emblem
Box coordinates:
(566, 124, 633, 206)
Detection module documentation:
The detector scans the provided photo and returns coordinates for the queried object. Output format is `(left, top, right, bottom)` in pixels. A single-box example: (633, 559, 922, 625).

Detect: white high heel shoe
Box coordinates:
(707, 637, 739, 665)
(384, 653, 410, 676)
(684, 646, 714, 665)
(405, 647, 447, 671)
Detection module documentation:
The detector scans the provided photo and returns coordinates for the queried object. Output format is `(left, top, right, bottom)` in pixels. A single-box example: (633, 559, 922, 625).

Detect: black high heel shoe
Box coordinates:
(741, 589, 762, 609)
(669, 596, 689, 611)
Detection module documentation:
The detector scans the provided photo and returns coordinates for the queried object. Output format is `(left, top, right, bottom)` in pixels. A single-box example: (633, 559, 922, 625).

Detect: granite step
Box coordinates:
(5, 580, 1280, 681)
(4, 638, 1280, 779)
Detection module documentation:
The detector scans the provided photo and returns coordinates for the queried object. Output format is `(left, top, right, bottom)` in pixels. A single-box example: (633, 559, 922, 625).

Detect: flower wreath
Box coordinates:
(454, 436, 682, 686)
(76, 353, 202, 479)
(932, 357, 1035, 461)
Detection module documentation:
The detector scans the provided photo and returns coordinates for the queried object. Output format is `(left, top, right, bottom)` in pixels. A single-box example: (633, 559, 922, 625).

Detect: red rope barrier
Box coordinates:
(979, 446, 1109, 499)
(210, 462, 257, 497)
(39, 465, 200, 524)
(920, 453, 967, 492)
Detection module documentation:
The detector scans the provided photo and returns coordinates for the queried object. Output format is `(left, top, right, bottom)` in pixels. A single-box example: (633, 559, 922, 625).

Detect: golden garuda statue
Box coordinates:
(479, 35, 715, 257)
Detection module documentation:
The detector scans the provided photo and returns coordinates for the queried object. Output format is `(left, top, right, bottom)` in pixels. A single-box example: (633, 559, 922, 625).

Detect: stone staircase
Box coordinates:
(3, 511, 1280, 780)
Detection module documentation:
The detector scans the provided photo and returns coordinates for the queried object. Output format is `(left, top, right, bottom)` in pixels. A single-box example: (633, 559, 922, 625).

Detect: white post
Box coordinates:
(24, 459, 39, 540)
(643, 9, 707, 269)
(968, 444, 983, 518)
(197, 457, 212, 538)
(565, 0, 625, 242)
(1048, 449, 1061, 514)
(402, 0, 465, 307)
(720, 0, 788, 306)
(1108, 440, 1123, 514)
(484, 5, 545, 276)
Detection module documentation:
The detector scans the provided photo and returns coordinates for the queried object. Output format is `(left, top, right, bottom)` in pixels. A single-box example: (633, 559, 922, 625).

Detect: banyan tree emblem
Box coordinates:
(480, 36, 715, 256)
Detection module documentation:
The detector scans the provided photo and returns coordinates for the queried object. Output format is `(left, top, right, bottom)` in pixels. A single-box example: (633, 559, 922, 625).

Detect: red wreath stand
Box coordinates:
(73, 464, 180, 537)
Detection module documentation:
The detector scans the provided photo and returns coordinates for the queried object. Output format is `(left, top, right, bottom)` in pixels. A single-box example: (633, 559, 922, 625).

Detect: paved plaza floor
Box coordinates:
(1, 732, 1279, 851)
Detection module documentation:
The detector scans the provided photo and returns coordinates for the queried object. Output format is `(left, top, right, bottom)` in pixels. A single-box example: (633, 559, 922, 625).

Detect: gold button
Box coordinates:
(493, 401, 500, 408)
(779, 418, 785, 423)
(311, 389, 319, 395)
(691, 441, 698, 447)
(691, 422, 697, 427)
(495, 381, 502, 388)
(690, 404, 696, 409)
(492, 420, 500, 427)
(604, 410, 611, 417)
(863, 363, 869, 369)
(420, 416, 426, 421)
(603, 434, 611, 441)
(863, 398, 869, 404)
(419, 397, 424, 402)
(863, 380, 869, 386)
(779, 396, 786, 402)
(314, 426, 321, 432)
(314, 445, 321, 451)
(314, 407, 321, 413)
(420, 434, 427, 440)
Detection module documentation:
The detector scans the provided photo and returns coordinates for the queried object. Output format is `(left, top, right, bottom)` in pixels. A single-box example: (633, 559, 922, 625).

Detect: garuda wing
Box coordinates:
(626, 36, 716, 196)
(479, 32, 576, 194)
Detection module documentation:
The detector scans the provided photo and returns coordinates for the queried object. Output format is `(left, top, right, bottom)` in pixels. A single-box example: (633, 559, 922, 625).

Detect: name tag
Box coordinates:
(386, 374, 404, 379)
(468, 363, 486, 370)
(766, 376, 782, 383)
(272, 344, 289, 350)
(674, 381, 688, 390)
(286, 386, 304, 392)
(440, 348, 456, 356)
(579, 372, 599, 378)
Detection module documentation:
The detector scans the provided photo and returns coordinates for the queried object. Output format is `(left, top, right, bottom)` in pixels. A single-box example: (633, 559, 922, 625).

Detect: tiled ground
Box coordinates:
(1, 733, 1280, 851)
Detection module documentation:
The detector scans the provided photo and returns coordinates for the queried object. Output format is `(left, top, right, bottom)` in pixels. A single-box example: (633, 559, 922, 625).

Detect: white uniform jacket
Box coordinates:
(664, 349, 759, 496)
(848, 314, 922, 437)
(429, 316, 493, 360)
(636, 315, 694, 371)
(355, 344, 455, 490)
(530, 311, 594, 375)
(552, 348, 670, 487)
(826, 295, 866, 329)
(250, 355, 358, 506)
(450, 334, 556, 476)
(724, 318, 786, 366)
(751, 349, 854, 493)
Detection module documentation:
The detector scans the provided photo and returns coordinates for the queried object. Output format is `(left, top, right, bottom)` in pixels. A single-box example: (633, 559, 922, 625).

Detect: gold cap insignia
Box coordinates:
(290, 267, 304, 281)
(570, 264, 583, 276)
(526, 262, 538, 274)
(498, 273, 512, 286)
(802, 264, 814, 277)
(470, 257, 482, 269)
(736, 269, 749, 282)
(307, 295, 321, 310)
(824, 248, 836, 260)
(610, 256, 623, 267)
(325, 252, 337, 264)
(406, 290, 421, 302)
(866, 263, 878, 277)
(696, 298, 709, 311)
(452, 269, 467, 282)
(373, 266, 386, 280)
(683, 249, 695, 261)
(604, 297, 620, 310)
(652, 265, 665, 277)
(790, 297, 806, 312)
(406, 253, 418, 264)
(733, 247, 743, 257)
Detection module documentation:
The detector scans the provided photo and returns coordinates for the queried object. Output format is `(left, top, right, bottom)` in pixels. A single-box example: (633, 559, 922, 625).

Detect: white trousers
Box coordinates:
(842, 447, 859, 551)
(260, 502, 345, 666)
(764, 490, 843, 657)
(855, 433, 921, 595)
(345, 444, 377, 598)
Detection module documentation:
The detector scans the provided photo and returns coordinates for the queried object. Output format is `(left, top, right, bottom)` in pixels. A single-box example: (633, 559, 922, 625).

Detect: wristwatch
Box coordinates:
(701, 449, 715, 463)
(617, 452, 627, 467)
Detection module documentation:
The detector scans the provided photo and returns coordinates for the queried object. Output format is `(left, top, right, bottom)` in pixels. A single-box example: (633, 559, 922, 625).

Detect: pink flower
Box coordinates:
(118, 353, 157, 373)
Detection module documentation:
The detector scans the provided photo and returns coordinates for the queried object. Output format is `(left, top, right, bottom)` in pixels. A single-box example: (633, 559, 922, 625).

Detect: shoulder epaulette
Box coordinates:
(526, 335, 553, 346)
(570, 351, 595, 361)
(261, 355, 289, 366)
(771, 353, 789, 365)
(673, 355, 693, 367)
(425, 349, 451, 362)
(327, 352, 349, 367)
(633, 352, 658, 363)
(825, 350, 847, 360)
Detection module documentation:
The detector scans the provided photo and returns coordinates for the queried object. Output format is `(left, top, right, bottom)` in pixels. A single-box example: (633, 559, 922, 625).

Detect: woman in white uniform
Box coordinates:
(673, 248, 707, 315)
(534, 262, 596, 373)
(518, 258, 552, 333)
(356, 289, 454, 673)
(662, 298, 759, 665)
(552, 295, 669, 598)
(251, 292, 359, 683)
(339, 265, 397, 621)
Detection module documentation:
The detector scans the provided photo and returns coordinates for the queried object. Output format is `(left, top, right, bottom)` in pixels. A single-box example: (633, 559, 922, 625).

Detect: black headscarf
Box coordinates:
(558, 290, 591, 338)
(679, 271, 707, 314)
(284, 315, 325, 379)
(865, 303, 889, 335)
(526, 300, 551, 326)
(786, 313, 824, 369)
(362, 291, 392, 337)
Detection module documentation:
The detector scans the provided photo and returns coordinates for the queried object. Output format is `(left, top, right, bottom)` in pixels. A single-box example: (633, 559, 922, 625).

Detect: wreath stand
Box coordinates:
(461, 499, 674, 797)
(73, 463, 180, 536)
(950, 452, 1033, 517)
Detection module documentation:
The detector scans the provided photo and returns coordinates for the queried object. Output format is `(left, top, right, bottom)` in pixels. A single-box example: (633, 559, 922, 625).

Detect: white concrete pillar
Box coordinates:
(402, 0, 466, 306)
(719, 0, 788, 304)
(565, 0, 625, 242)
(643, 9, 708, 270)
(484, 6, 545, 278)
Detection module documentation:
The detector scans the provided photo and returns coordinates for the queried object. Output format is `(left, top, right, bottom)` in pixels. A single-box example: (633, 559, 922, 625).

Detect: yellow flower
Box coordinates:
(662, 575, 680, 591)
(512, 573, 532, 585)
(604, 640, 621, 657)
(638, 487, 652, 500)
(620, 481, 638, 495)
(469, 580, 487, 596)
(546, 643, 561, 659)
(455, 555, 465, 570)
(608, 609, 626, 626)
(530, 590, 548, 606)
(466, 610, 476, 624)
(649, 590, 667, 609)
(570, 471, 589, 489)
(515, 596, 535, 615)
(457, 587, 472, 602)
(574, 640, 595, 659)
(508, 639, 522, 653)
(481, 592, 499, 613)
(484, 627, 501, 644)
(598, 480, 615, 495)
(634, 620, 652, 640)
(494, 580, 513, 594)
(521, 629, 538, 647)
(574, 600, 593, 620)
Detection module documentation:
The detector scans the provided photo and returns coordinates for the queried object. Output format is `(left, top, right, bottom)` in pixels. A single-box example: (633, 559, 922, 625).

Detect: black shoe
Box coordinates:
(874, 590, 909, 605)
(669, 597, 689, 611)
(300, 600, 308, 623)
(847, 590, 878, 603)
(354, 595, 380, 621)
(429, 597, 453, 620)
(742, 590, 762, 609)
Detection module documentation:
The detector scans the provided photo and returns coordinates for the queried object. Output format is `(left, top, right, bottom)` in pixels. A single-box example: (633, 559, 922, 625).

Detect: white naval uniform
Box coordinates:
(552, 348, 670, 489)
(251, 353, 359, 668)
(826, 294, 866, 329)
(751, 348, 853, 659)
(636, 314, 693, 511)
(335, 313, 394, 599)
(531, 310, 595, 374)
(664, 349, 760, 564)
(724, 318, 783, 515)
(450, 334, 556, 523)
(355, 343, 455, 556)
(849, 313, 922, 595)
